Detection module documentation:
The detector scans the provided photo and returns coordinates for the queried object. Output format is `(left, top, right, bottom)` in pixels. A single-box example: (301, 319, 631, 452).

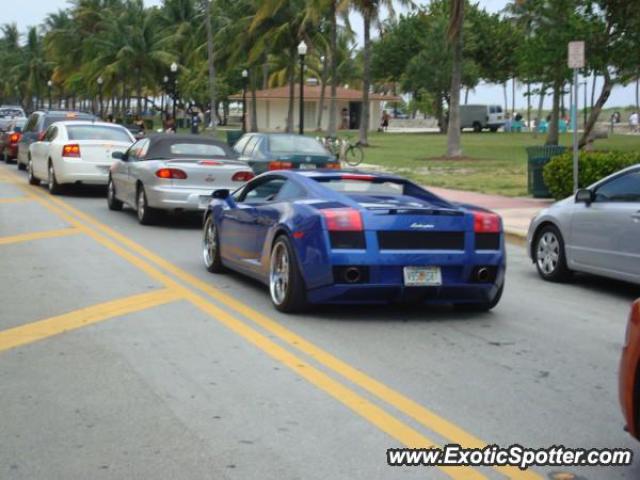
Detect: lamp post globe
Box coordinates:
(241, 69, 249, 133)
(97, 76, 104, 118)
(47, 80, 53, 109)
(297, 41, 308, 135)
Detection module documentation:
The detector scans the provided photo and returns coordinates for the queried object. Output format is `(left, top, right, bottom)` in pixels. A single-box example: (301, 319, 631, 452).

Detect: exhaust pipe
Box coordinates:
(476, 267, 490, 283)
(344, 267, 362, 284)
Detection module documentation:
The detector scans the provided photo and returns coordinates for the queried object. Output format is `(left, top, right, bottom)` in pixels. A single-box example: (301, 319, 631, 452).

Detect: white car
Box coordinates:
(27, 121, 135, 194)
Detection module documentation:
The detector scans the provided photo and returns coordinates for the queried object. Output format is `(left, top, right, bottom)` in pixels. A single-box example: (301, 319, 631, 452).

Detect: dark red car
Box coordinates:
(620, 299, 640, 440)
(1, 117, 27, 163)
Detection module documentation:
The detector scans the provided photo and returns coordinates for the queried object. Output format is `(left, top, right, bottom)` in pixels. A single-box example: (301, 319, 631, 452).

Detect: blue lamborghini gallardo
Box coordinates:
(202, 170, 505, 313)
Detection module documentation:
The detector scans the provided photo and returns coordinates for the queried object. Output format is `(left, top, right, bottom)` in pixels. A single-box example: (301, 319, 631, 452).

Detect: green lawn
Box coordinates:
(184, 125, 640, 197)
(351, 131, 640, 197)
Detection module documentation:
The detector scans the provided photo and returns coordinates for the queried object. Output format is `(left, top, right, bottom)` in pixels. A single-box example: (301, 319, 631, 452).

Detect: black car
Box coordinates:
(16, 110, 97, 170)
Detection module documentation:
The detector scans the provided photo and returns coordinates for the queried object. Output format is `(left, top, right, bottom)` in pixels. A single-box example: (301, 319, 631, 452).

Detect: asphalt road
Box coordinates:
(1, 161, 639, 480)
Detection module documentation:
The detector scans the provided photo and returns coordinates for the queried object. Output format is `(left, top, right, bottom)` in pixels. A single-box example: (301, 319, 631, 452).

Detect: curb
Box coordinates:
(505, 229, 527, 247)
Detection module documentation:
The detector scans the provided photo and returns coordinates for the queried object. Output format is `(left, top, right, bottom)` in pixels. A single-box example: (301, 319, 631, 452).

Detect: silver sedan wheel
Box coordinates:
(137, 188, 146, 221)
(269, 242, 290, 306)
(536, 231, 560, 275)
(202, 217, 217, 268)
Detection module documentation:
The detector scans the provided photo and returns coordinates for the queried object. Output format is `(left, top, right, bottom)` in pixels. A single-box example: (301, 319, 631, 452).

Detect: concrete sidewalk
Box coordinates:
(428, 187, 554, 240)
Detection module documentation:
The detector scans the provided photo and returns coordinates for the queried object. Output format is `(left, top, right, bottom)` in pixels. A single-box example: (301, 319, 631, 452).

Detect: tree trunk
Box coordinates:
(262, 63, 269, 89)
(446, 0, 464, 157)
(250, 69, 258, 132)
(464, 87, 469, 104)
(286, 47, 295, 133)
(579, 72, 613, 148)
(317, 55, 328, 130)
(204, 0, 216, 130)
(536, 84, 546, 123)
(560, 83, 566, 118)
(436, 94, 445, 133)
(359, 10, 371, 145)
(327, 0, 338, 137)
(590, 72, 596, 110)
(546, 79, 561, 145)
(136, 69, 143, 116)
(636, 77, 639, 114)
(502, 82, 508, 114)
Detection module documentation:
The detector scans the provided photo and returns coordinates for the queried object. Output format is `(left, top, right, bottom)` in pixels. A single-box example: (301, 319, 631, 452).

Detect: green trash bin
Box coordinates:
(226, 130, 244, 147)
(526, 145, 566, 198)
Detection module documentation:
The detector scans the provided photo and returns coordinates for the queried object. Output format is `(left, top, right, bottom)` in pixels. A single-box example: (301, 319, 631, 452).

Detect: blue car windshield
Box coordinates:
(269, 135, 327, 155)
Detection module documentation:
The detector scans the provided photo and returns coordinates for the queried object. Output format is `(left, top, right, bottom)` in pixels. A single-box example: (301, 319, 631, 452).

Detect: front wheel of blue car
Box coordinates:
(269, 236, 307, 313)
(203, 215, 225, 273)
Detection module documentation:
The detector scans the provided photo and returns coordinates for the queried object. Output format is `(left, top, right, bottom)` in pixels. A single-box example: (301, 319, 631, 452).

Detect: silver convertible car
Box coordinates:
(527, 164, 640, 284)
(107, 134, 254, 224)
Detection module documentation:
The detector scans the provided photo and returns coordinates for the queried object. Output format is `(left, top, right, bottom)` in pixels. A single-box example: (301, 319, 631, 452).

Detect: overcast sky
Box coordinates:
(4, 0, 635, 109)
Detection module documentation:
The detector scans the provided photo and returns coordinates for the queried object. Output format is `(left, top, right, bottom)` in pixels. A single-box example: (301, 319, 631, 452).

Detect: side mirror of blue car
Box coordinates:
(212, 189, 230, 199)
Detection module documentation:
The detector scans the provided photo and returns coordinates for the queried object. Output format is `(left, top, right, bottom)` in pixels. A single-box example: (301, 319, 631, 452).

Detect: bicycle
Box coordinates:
(318, 136, 364, 167)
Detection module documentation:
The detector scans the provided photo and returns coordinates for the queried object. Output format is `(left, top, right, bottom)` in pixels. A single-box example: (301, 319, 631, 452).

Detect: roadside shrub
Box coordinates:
(143, 118, 154, 130)
(543, 150, 640, 199)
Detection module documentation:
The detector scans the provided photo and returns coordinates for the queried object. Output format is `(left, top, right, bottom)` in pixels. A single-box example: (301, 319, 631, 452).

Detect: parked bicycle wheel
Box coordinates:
(344, 144, 364, 167)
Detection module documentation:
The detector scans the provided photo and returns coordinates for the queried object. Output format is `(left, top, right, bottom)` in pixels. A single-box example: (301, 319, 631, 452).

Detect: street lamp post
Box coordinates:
(170, 62, 178, 121)
(47, 80, 53, 109)
(97, 76, 104, 118)
(242, 69, 248, 133)
(297, 40, 307, 135)
(162, 75, 168, 121)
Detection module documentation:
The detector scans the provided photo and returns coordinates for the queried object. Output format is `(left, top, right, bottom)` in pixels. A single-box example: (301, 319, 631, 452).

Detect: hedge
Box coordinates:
(543, 150, 640, 199)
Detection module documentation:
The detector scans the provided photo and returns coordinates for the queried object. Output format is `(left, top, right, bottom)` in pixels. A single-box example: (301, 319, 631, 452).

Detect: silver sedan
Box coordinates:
(527, 164, 640, 284)
(107, 134, 254, 224)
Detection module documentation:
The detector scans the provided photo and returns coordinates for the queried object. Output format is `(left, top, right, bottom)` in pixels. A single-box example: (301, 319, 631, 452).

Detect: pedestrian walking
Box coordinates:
(163, 114, 177, 134)
(380, 110, 390, 132)
(190, 110, 201, 134)
(629, 111, 639, 133)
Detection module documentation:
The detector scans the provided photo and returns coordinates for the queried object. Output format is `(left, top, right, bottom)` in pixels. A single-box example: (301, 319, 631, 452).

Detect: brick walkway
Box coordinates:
(428, 187, 554, 239)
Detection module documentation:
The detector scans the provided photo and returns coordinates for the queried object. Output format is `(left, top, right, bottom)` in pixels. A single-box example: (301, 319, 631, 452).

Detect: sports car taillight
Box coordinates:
(232, 171, 255, 182)
(325, 162, 341, 170)
(322, 208, 365, 249)
(321, 208, 363, 231)
(268, 161, 293, 170)
(155, 168, 188, 179)
(9, 132, 21, 144)
(473, 211, 501, 233)
(62, 144, 81, 158)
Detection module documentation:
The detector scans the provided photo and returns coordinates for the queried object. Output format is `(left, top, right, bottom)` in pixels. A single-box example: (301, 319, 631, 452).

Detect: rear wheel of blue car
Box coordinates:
(455, 282, 504, 312)
(203, 215, 225, 273)
(269, 236, 307, 313)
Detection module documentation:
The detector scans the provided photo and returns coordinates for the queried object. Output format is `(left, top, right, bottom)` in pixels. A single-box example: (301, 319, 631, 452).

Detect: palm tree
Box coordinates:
(251, 0, 316, 133)
(350, 0, 413, 145)
(446, 0, 463, 157)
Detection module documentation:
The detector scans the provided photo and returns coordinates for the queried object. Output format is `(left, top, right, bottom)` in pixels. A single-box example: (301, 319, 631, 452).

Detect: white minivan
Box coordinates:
(460, 105, 505, 132)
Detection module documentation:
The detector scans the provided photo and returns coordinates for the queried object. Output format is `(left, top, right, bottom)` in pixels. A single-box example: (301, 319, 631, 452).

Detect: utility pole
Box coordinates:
(203, 0, 216, 130)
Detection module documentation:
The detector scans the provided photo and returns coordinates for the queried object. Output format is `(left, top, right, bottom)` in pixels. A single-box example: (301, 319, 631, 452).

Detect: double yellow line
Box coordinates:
(3, 167, 542, 480)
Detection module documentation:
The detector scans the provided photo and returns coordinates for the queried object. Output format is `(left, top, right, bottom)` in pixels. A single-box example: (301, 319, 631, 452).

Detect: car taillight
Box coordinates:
(473, 211, 501, 233)
(62, 144, 81, 157)
(155, 168, 188, 179)
(321, 208, 363, 231)
(341, 174, 374, 181)
(322, 208, 365, 249)
(268, 161, 293, 170)
(325, 162, 341, 170)
(232, 171, 255, 182)
(38, 131, 47, 141)
(9, 133, 21, 144)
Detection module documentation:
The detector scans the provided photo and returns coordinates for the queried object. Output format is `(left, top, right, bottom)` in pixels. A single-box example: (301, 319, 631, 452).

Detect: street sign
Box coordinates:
(568, 41, 585, 69)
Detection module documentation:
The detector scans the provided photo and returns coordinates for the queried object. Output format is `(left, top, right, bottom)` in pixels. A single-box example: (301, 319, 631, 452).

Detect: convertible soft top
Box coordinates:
(145, 134, 235, 159)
